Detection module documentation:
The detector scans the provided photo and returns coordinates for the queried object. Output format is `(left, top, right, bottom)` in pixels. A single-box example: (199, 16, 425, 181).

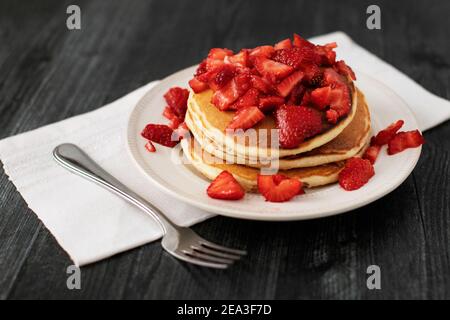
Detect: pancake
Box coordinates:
(187, 82, 357, 161)
(181, 136, 369, 192)
(186, 88, 370, 169)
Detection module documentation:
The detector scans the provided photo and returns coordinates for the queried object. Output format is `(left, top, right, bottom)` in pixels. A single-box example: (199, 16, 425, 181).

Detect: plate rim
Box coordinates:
(126, 66, 422, 221)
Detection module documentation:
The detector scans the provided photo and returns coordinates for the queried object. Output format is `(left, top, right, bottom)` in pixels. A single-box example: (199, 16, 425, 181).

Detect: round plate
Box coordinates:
(127, 66, 422, 221)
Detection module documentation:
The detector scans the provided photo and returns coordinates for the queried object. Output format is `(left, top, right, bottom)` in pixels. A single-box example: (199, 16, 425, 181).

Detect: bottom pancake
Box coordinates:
(181, 137, 368, 192)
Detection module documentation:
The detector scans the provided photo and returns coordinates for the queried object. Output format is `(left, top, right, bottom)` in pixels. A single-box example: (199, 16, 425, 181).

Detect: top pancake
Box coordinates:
(187, 82, 358, 162)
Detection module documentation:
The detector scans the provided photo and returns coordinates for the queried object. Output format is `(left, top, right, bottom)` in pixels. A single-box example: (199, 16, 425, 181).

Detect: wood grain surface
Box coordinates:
(0, 0, 449, 299)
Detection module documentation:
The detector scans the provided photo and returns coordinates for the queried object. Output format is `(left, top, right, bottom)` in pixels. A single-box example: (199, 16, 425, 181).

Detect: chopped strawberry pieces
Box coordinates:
(163, 87, 189, 119)
(257, 174, 303, 202)
(327, 84, 351, 123)
(163, 106, 182, 129)
(363, 144, 382, 164)
(276, 71, 304, 97)
(272, 47, 317, 69)
(388, 130, 425, 155)
(141, 124, 179, 148)
(145, 141, 156, 153)
(335, 60, 356, 81)
(208, 48, 233, 60)
(225, 50, 249, 68)
(189, 77, 209, 93)
(287, 84, 306, 105)
(207, 171, 245, 200)
(339, 157, 375, 191)
(274, 38, 292, 50)
(275, 105, 323, 148)
(210, 64, 237, 90)
(230, 88, 260, 110)
(292, 33, 315, 49)
(249, 45, 275, 60)
(226, 106, 265, 131)
(373, 120, 404, 146)
(259, 95, 285, 112)
(253, 57, 294, 82)
(211, 78, 241, 111)
(250, 75, 274, 94)
(310, 86, 332, 110)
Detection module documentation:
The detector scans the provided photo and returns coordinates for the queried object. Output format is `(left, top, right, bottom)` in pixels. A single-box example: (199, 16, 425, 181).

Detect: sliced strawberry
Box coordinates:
(339, 157, 375, 191)
(287, 84, 306, 105)
(335, 60, 356, 81)
(292, 33, 315, 49)
(230, 88, 260, 110)
(257, 174, 303, 202)
(141, 124, 179, 147)
(205, 58, 225, 71)
(188, 77, 209, 93)
(249, 45, 275, 60)
(372, 120, 404, 146)
(315, 43, 337, 65)
(310, 86, 332, 110)
(163, 87, 189, 118)
(209, 64, 237, 90)
(195, 60, 208, 77)
(211, 78, 241, 111)
(233, 72, 252, 93)
(207, 171, 245, 200)
(275, 105, 323, 148)
(174, 122, 190, 140)
(387, 130, 425, 155)
(163, 106, 182, 129)
(250, 75, 274, 94)
(273, 47, 318, 69)
(276, 71, 304, 97)
(326, 84, 351, 123)
(300, 62, 323, 86)
(226, 106, 265, 131)
(225, 50, 249, 67)
(363, 143, 382, 164)
(145, 141, 156, 153)
(207, 48, 233, 60)
(259, 95, 285, 112)
(300, 90, 312, 106)
(274, 38, 292, 50)
(323, 68, 346, 86)
(253, 57, 294, 82)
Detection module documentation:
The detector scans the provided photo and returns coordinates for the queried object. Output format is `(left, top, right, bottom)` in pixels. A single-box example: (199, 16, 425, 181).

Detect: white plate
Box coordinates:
(127, 66, 422, 221)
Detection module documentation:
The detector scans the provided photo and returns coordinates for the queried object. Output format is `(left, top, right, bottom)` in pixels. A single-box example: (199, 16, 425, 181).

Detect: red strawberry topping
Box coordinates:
(188, 77, 209, 93)
(141, 124, 179, 148)
(207, 171, 245, 200)
(259, 95, 285, 113)
(292, 33, 315, 49)
(275, 105, 323, 148)
(335, 60, 356, 81)
(272, 47, 317, 69)
(230, 88, 260, 110)
(163, 87, 189, 118)
(163, 106, 182, 129)
(372, 120, 404, 146)
(207, 48, 233, 60)
(257, 174, 303, 202)
(249, 45, 275, 60)
(253, 57, 294, 82)
(274, 38, 292, 50)
(226, 106, 265, 131)
(276, 71, 304, 97)
(387, 130, 425, 155)
(363, 144, 382, 164)
(339, 157, 375, 191)
(145, 141, 156, 153)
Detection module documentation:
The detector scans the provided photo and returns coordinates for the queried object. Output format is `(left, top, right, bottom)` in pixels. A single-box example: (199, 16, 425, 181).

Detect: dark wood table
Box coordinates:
(0, 0, 449, 300)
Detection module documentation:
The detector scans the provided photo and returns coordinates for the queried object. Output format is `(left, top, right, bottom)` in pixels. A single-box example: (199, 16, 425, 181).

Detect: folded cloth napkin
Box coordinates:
(1, 32, 449, 266)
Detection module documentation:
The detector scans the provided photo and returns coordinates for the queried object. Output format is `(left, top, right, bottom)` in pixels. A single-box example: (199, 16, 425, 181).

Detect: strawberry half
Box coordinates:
(163, 87, 189, 118)
(276, 71, 304, 97)
(387, 130, 425, 155)
(257, 174, 303, 202)
(207, 171, 245, 200)
(339, 157, 375, 191)
(372, 120, 404, 146)
(141, 124, 179, 147)
(226, 106, 265, 130)
(253, 57, 294, 83)
(275, 105, 323, 148)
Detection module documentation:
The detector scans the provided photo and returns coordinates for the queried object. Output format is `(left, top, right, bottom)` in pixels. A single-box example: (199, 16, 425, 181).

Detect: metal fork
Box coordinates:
(53, 143, 246, 269)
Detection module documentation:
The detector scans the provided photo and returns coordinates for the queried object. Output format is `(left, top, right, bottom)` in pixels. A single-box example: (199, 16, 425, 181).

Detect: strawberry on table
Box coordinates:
(257, 174, 303, 202)
(372, 120, 404, 146)
(388, 130, 425, 155)
(207, 171, 245, 200)
(275, 105, 323, 148)
(141, 124, 180, 148)
(339, 157, 375, 191)
(226, 106, 265, 130)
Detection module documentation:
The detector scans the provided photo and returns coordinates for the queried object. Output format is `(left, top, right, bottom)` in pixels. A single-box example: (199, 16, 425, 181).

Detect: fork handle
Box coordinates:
(53, 143, 177, 234)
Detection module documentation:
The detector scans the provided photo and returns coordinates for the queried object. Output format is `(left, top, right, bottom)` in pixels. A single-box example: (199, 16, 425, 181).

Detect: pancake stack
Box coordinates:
(181, 85, 372, 192)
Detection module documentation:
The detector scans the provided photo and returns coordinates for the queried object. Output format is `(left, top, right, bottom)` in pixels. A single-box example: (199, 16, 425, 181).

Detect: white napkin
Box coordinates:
(1, 32, 449, 266)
